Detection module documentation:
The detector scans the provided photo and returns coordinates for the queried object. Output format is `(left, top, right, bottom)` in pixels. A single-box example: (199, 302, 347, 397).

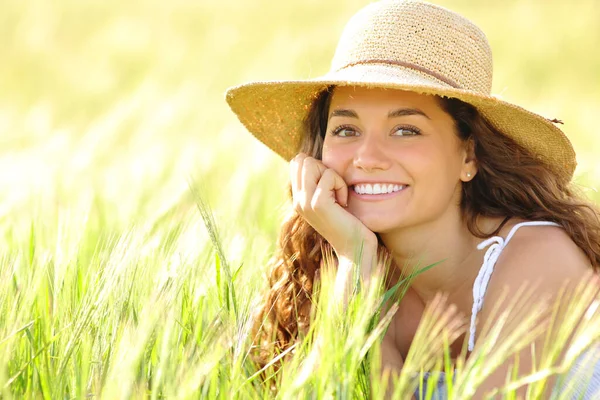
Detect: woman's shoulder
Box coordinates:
(497, 219, 590, 280)
(482, 218, 593, 311)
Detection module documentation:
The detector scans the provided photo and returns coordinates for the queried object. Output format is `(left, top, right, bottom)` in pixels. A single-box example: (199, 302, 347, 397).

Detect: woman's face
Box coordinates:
(322, 87, 475, 233)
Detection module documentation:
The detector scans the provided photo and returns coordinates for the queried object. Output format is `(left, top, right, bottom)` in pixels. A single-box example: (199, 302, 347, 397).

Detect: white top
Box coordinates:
(468, 221, 560, 351)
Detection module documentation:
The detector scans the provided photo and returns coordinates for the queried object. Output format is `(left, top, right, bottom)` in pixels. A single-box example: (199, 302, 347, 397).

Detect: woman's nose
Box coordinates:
(353, 135, 392, 172)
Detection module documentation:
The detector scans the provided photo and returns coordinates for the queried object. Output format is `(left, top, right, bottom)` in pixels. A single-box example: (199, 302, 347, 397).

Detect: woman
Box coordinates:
(226, 0, 600, 397)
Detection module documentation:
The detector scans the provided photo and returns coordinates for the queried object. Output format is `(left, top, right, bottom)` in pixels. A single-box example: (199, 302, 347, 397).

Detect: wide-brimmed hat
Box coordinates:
(225, 0, 576, 182)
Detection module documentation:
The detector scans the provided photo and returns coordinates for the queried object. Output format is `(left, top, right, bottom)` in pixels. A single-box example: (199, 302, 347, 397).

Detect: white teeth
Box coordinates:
(353, 183, 406, 195)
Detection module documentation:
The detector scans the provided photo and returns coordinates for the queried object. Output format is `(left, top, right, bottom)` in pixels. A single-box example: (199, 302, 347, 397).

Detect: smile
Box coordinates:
(352, 183, 407, 195)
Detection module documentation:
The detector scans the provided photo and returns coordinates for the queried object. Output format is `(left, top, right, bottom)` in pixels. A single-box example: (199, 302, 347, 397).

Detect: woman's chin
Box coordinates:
(348, 204, 409, 234)
(357, 216, 402, 234)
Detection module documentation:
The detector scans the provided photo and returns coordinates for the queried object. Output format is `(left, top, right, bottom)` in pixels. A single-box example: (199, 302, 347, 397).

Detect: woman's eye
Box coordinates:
(332, 126, 359, 137)
(392, 127, 420, 136)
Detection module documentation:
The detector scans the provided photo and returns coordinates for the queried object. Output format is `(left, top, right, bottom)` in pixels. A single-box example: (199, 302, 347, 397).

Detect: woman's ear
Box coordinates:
(461, 139, 477, 182)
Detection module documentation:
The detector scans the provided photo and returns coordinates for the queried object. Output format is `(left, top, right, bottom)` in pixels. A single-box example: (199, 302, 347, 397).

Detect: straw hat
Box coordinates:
(225, 0, 576, 181)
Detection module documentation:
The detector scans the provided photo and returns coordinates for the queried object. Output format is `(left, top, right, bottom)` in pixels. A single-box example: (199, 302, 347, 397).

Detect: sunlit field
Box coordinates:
(1, 0, 599, 398)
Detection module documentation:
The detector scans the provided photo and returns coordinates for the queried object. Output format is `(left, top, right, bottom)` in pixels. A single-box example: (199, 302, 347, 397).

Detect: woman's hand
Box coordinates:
(290, 153, 378, 263)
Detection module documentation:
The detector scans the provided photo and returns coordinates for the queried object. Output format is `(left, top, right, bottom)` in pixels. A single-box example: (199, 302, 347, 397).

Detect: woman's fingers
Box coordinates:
(290, 153, 307, 195)
(299, 156, 348, 209)
(301, 157, 327, 200)
(333, 174, 349, 208)
(288, 153, 376, 259)
(313, 168, 348, 208)
(291, 153, 349, 219)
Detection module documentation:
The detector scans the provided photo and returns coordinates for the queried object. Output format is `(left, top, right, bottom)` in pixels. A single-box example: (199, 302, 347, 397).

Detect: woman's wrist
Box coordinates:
(334, 236, 378, 266)
(336, 246, 377, 273)
(334, 242, 378, 301)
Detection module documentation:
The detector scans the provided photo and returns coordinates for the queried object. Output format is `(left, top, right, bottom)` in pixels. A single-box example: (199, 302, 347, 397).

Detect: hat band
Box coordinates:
(336, 59, 462, 90)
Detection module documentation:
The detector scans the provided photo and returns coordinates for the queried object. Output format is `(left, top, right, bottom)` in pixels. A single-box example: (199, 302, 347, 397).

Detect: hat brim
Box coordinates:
(226, 63, 576, 181)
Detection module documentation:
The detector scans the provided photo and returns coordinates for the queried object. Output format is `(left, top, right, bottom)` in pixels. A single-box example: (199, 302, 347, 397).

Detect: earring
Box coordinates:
(466, 173, 472, 178)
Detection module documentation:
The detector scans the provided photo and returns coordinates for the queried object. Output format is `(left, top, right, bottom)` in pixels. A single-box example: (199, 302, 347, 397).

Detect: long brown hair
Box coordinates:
(250, 87, 600, 368)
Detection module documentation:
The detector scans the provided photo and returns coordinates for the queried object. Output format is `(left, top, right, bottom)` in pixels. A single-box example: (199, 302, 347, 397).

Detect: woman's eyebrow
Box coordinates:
(388, 108, 431, 119)
(329, 109, 358, 120)
(328, 107, 431, 120)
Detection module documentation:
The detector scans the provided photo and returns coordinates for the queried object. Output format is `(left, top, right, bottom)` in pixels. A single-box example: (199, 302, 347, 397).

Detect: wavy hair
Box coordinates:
(250, 87, 600, 369)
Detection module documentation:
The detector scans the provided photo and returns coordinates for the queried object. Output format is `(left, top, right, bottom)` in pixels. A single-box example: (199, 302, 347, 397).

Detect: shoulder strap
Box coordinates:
(467, 221, 560, 351)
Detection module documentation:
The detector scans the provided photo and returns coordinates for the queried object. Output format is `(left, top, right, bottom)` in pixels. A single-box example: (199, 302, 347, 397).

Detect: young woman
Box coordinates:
(226, 0, 600, 397)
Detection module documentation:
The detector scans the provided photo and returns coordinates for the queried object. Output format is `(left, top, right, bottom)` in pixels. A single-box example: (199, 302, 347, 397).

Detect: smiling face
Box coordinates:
(321, 86, 476, 233)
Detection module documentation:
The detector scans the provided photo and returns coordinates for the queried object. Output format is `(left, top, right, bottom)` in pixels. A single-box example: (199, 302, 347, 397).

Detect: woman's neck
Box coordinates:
(379, 213, 505, 306)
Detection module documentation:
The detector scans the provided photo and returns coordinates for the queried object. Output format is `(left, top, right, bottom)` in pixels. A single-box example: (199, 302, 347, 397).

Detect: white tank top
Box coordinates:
(468, 221, 560, 351)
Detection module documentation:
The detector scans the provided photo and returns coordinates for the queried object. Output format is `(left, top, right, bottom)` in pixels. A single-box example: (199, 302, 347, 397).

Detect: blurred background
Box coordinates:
(1, 0, 599, 260)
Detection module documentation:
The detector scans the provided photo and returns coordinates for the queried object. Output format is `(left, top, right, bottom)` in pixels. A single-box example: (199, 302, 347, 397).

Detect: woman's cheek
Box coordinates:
(321, 146, 349, 172)
(398, 144, 438, 174)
